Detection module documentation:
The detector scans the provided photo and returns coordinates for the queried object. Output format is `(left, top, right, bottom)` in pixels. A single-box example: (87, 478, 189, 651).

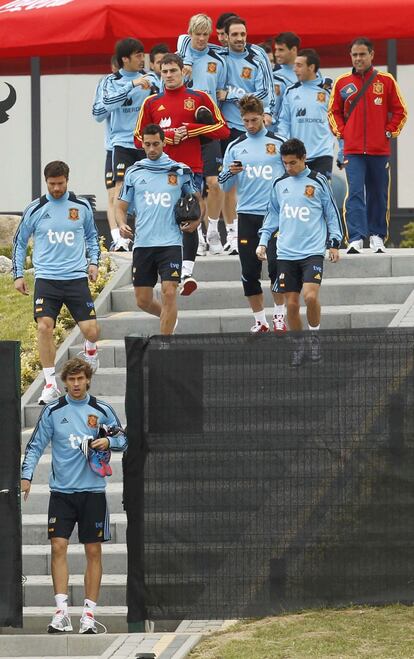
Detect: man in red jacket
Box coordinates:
(134, 53, 229, 294)
(328, 37, 407, 254)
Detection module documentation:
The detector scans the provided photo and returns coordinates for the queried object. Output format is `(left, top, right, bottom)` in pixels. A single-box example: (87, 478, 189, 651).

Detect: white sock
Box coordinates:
(85, 340, 97, 354)
(226, 222, 234, 234)
(208, 218, 219, 231)
(43, 367, 57, 388)
(309, 324, 320, 331)
(55, 593, 68, 614)
(182, 260, 194, 278)
(232, 218, 238, 233)
(254, 310, 267, 325)
(83, 598, 96, 615)
(197, 224, 206, 242)
(111, 228, 120, 242)
(274, 304, 285, 317)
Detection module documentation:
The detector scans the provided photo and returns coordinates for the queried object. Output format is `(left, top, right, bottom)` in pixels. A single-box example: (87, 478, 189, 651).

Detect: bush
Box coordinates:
(400, 222, 414, 248)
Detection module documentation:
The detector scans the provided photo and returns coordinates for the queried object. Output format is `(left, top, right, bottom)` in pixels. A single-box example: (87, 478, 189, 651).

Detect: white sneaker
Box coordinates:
(38, 384, 61, 405)
(79, 611, 97, 634)
(223, 231, 238, 255)
(113, 237, 131, 252)
(78, 346, 99, 373)
(47, 609, 73, 633)
(207, 229, 224, 255)
(179, 275, 198, 296)
(346, 239, 363, 254)
(197, 240, 207, 256)
(250, 321, 270, 334)
(369, 235, 386, 253)
(273, 315, 287, 334)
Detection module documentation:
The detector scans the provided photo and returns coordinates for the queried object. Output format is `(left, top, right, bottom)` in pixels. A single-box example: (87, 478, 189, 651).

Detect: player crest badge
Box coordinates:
(87, 415, 99, 428)
(373, 81, 384, 95)
(317, 92, 326, 103)
(207, 62, 217, 73)
(68, 208, 79, 220)
(241, 67, 252, 79)
(305, 185, 315, 198)
(168, 173, 178, 185)
(266, 143, 276, 155)
(184, 97, 195, 111)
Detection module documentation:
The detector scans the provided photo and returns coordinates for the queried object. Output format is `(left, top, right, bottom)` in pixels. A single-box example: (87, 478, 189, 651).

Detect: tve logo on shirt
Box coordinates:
(245, 164, 273, 180)
(47, 229, 75, 245)
(144, 191, 172, 207)
(282, 203, 310, 222)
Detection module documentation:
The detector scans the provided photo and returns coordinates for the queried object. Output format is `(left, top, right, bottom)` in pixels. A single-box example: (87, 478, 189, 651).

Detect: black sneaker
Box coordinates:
(290, 337, 305, 367)
(309, 333, 322, 362)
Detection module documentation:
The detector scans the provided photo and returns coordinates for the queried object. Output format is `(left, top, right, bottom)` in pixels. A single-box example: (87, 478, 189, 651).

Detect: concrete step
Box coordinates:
(21, 607, 128, 635)
(22, 513, 127, 546)
(23, 543, 127, 576)
(110, 276, 414, 312)
(23, 574, 127, 607)
(0, 630, 116, 653)
(21, 482, 125, 515)
(97, 303, 401, 339)
(69, 339, 127, 368)
(24, 396, 126, 428)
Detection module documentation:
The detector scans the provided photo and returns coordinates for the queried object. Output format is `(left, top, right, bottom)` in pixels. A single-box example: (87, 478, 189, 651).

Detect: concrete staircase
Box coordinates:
(17, 248, 414, 635)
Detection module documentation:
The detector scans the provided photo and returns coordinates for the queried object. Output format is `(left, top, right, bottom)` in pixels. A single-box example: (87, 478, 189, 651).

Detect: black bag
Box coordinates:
(174, 193, 201, 225)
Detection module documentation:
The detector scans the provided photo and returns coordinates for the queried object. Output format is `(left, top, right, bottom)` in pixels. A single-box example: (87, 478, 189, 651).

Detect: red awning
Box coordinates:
(0, 0, 414, 59)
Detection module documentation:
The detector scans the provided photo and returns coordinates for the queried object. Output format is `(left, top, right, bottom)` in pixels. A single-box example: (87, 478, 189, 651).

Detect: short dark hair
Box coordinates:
(239, 94, 264, 116)
(297, 48, 320, 73)
(274, 32, 301, 50)
(216, 12, 236, 30)
(280, 138, 306, 159)
(150, 43, 170, 63)
(115, 37, 144, 68)
(142, 124, 165, 141)
(350, 36, 374, 52)
(160, 53, 184, 70)
(44, 161, 69, 180)
(61, 357, 93, 387)
(224, 16, 246, 35)
(110, 54, 118, 70)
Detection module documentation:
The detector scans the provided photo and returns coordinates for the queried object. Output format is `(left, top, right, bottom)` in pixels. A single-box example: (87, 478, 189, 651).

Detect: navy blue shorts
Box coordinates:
(274, 256, 324, 294)
(132, 245, 182, 287)
(34, 277, 96, 324)
(48, 491, 110, 544)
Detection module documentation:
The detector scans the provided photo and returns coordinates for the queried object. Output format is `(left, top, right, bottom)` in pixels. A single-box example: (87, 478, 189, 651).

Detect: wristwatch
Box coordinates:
(385, 131, 392, 138)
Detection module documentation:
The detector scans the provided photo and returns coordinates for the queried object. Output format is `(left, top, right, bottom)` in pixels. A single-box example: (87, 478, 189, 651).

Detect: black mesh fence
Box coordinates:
(124, 329, 414, 621)
(0, 342, 22, 627)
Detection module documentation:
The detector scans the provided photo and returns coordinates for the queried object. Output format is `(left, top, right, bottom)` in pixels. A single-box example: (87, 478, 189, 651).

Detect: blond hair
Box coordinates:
(188, 13, 212, 35)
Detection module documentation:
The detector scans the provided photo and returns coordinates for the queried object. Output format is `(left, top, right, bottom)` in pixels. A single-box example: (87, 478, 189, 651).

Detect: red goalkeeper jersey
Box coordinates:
(134, 85, 229, 173)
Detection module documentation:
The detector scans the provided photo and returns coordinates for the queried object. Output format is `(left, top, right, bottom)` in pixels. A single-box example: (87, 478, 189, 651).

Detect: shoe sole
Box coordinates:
(79, 628, 97, 634)
(179, 281, 197, 296)
(346, 248, 362, 254)
(48, 625, 73, 633)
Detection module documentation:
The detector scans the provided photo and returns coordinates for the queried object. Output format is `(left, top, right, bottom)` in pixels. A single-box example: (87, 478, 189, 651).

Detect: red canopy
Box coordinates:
(0, 0, 414, 59)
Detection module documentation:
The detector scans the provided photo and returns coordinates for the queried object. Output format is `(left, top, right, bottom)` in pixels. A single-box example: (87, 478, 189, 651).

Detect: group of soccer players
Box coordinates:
(90, 13, 344, 354)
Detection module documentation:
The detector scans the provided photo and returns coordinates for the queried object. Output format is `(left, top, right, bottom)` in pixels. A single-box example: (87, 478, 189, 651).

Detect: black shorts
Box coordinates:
(306, 156, 333, 180)
(48, 491, 110, 544)
(274, 256, 324, 294)
(132, 246, 182, 288)
(202, 140, 222, 177)
(105, 150, 115, 190)
(220, 127, 244, 158)
(238, 213, 276, 296)
(34, 278, 96, 324)
(113, 145, 145, 182)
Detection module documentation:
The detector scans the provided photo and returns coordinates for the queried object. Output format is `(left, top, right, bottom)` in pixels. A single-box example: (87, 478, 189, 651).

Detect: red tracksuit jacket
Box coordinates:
(328, 66, 407, 156)
(134, 85, 229, 173)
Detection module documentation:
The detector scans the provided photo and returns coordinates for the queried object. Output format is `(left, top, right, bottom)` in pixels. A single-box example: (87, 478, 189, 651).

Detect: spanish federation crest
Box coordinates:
(207, 62, 217, 73)
(87, 414, 99, 428)
(168, 173, 178, 185)
(305, 185, 315, 198)
(274, 84, 281, 96)
(316, 91, 326, 103)
(241, 67, 252, 79)
(373, 81, 384, 95)
(184, 97, 195, 111)
(266, 143, 276, 155)
(68, 208, 79, 220)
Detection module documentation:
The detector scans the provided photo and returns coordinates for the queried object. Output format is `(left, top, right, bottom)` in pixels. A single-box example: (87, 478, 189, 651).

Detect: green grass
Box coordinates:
(189, 605, 414, 658)
(0, 272, 36, 350)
